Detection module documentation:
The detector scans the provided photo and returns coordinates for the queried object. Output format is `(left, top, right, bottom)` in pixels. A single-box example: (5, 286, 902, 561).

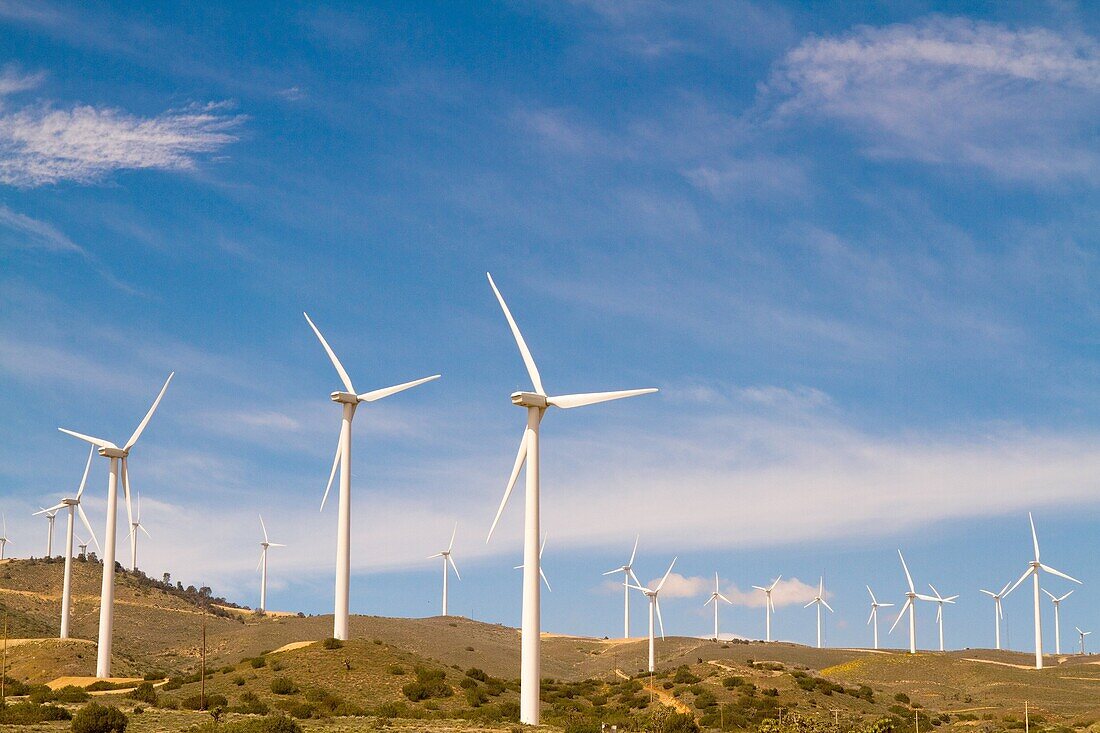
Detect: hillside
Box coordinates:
(3, 558, 1100, 731)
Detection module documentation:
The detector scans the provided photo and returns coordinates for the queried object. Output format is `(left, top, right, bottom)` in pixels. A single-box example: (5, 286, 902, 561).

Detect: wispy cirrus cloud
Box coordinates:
(767, 17, 1100, 181)
(0, 203, 83, 254)
(0, 73, 245, 187)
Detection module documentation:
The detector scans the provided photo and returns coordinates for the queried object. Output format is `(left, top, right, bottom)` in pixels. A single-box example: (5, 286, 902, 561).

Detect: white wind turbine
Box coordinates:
(514, 534, 552, 591)
(627, 557, 677, 673)
(926, 584, 958, 652)
(804, 577, 833, 649)
(257, 514, 285, 613)
(979, 580, 1014, 650)
(125, 493, 151, 571)
(59, 372, 173, 677)
(704, 572, 733, 641)
(889, 550, 937, 654)
(427, 523, 461, 616)
(1042, 588, 1074, 655)
(602, 536, 641, 639)
(1076, 626, 1091, 655)
(77, 536, 89, 559)
(37, 507, 59, 557)
(483, 272, 658, 725)
(752, 576, 781, 642)
(0, 514, 12, 560)
(865, 586, 893, 650)
(1004, 512, 1082, 669)
(35, 446, 100, 639)
(304, 313, 440, 641)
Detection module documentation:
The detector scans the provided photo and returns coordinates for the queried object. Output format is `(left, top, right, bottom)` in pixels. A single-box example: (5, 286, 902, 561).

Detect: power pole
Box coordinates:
(1025, 701, 1029, 733)
(1, 613, 7, 704)
(200, 615, 207, 710)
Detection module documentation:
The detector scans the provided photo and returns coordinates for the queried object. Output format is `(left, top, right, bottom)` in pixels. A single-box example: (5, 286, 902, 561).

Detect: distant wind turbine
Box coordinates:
(602, 536, 641, 638)
(59, 372, 173, 677)
(514, 534, 551, 591)
(125, 493, 151, 571)
(483, 272, 657, 725)
(752, 576, 781, 642)
(1077, 627, 1091, 655)
(35, 446, 100, 639)
(36, 506, 59, 557)
(628, 557, 677, 673)
(890, 550, 937, 654)
(704, 572, 732, 641)
(427, 523, 461, 616)
(926, 584, 958, 652)
(866, 586, 893, 650)
(804, 577, 833, 649)
(77, 536, 88, 559)
(0, 514, 12, 560)
(304, 312, 440, 641)
(979, 580, 1014, 650)
(1005, 513, 1081, 669)
(1042, 588, 1074, 655)
(257, 514, 285, 613)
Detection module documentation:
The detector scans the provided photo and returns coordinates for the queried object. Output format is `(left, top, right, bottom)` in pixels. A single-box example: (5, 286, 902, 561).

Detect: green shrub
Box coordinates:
(321, 637, 343, 650)
(71, 702, 127, 733)
(270, 677, 299, 695)
(387, 665, 405, 675)
(465, 686, 489, 707)
(672, 666, 700, 684)
(894, 692, 910, 704)
(189, 714, 302, 733)
(53, 686, 91, 703)
(723, 675, 745, 688)
(181, 693, 228, 711)
(231, 691, 269, 716)
(465, 667, 489, 682)
(402, 667, 453, 702)
(250, 657, 266, 669)
(233, 676, 246, 686)
(0, 701, 72, 724)
(126, 682, 157, 705)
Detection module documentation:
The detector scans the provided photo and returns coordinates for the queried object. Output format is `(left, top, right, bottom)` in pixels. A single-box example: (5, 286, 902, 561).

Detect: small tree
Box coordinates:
(71, 703, 128, 733)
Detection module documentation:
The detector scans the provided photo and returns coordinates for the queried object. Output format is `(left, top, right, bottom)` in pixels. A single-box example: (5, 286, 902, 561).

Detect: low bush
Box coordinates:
(181, 693, 228, 711)
(387, 665, 405, 675)
(321, 637, 343, 650)
(270, 677, 299, 695)
(71, 702, 127, 733)
(249, 657, 266, 669)
(0, 701, 72, 724)
(230, 691, 269, 716)
(402, 667, 452, 702)
(189, 714, 302, 733)
(672, 666, 700, 684)
(465, 667, 489, 682)
(126, 682, 157, 705)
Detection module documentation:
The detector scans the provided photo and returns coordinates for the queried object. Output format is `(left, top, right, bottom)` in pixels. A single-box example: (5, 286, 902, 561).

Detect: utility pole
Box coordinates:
(200, 615, 207, 710)
(1025, 701, 1029, 733)
(1, 613, 7, 704)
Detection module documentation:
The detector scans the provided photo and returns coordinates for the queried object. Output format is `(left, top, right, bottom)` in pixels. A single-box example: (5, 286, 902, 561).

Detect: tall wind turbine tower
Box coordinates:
(257, 514, 285, 613)
(37, 507, 59, 557)
(427, 524, 460, 616)
(59, 372, 173, 678)
(483, 272, 657, 725)
(1005, 513, 1081, 669)
(804, 577, 833, 648)
(926, 584, 958, 652)
(35, 446, 99, 638)
(866, 586, 893, 650)
(704, 572, 733, 641)
(1042, 589, 1074, 655)
(752, 576, 781, 642)
(890, 550, 937, 654)
(602, 536, 640, 638)
(304, 313, 440, 641)
(627, 558, 676, 673)
(979, 580, 1013, 650)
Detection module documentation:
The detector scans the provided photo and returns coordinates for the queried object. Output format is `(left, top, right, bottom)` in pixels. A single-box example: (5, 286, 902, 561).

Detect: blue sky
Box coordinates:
(1, 0, 1099, 653)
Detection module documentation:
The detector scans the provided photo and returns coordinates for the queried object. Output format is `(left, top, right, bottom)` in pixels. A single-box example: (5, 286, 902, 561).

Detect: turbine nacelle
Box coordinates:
(511, 392, 548, 408)
(99, 447, 128, 459)
(330, 391, 361, 405)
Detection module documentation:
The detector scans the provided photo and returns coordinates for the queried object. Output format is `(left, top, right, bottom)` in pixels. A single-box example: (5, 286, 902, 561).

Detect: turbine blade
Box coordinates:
(139, 524, 151, 539)
(602, 567, 624, 576)
(76, 445, 94, 499)
(769, 575, 782, 591)
(1029, 512, 1040, 562)
(125, 373, 174, 450)
(822, 599, 834, 613)
(449, 555, 461, 581)
(928, 583, 941, 600)
(256, 549, 265, 572)
(999, 579, 1013, 596)
(1004, 566, 1034, 597)
(303, 313, 355, 393)
(486, 430, 528, 542)
(358, 375, 441, 403)
(269, 543, 286, 548)
(58, 428, 116, 451)
(486, 273, 545, 395)
(626, 584, 649, 593)
(804, 600, 815, 609)
(979, 589, 996, 597)
(867, 607, 875, 626)
(880, 602, 894, 608)
(1040, 564, 1082, 584)
(76, 504, 99, 552)
(889, 599, 911, 634)
(1059, 590, 1074, 602)
(35, 504, 66, 515)
(260, 514, 269, 543)
(866, 585, 877, 604)
(122, 459, 135, 542)
(628, 568, 641, 586)
(751, 586, 767, 592)
(628, 534, 639, 568)
(320, 422, 345, 511)
(656, 557, 677, 592)
(1042, 588, 1056, 601)
(547, 389, 658, 410)
(718, 593, 732, 605)
(655, 597, 666, 640)
(448, 522, 457, 553)
(540, 568, 552, 592)
(898, 549, 914, 592)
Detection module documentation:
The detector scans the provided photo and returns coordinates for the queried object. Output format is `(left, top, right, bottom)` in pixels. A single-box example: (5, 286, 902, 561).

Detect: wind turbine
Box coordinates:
(866, 586, 893, 650)
(926, 584, 958, 652)
(37, 507, 59, 557)
(257, 514, 285, 613)
(602, 536, 641, 639)
(1004, 512, 1081, 669)
(704, 572, 733, 641)
(59, 372, 173, 677)
(979, 580, 1013, 650)
(752, 576, 781, 642)
(514, 534, 552, 591)
(1042, 588, 1074, 655)
(304, 312, 440, 641)
(427, 523, 461, 616)
(125, 493, 151, 571)
(483, 272, 658, 725)
(804, 577, 833, 648)
(627, 558, 676, 673)
(34, 446, 100, 639)
(0, 514, 12, 560)
(1076, 627, 1091, 655)
(77, 536, 88, 559)
(889, 550, 937, 654)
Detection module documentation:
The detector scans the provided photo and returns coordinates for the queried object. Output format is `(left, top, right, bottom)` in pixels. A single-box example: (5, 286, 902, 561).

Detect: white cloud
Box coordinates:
(642, 571, 709, 599)
(0, 79, 245, 186)
(768, 17, 1100, 181)
(722, 577, 823, 608)
(0, 204, 83, 253)
(0, 66, 43, 99)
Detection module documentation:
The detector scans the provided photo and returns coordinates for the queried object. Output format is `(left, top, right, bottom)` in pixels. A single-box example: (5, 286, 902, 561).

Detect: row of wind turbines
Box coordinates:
(17, 272, 1093, 729)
